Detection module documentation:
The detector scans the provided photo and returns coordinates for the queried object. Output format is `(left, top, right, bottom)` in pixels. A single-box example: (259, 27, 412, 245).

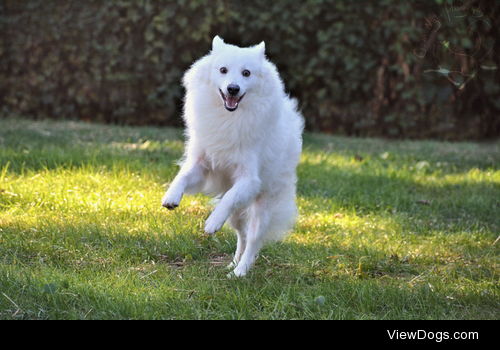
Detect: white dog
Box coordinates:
(161, 36, 304, 277)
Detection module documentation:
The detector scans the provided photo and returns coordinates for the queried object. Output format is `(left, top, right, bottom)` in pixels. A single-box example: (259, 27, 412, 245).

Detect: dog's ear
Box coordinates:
(256, 41, 266, 60)
(212, 36, 225, 52)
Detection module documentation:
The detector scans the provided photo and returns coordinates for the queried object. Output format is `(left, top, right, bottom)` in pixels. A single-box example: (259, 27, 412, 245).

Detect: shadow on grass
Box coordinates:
(0, 120, 185, 174)
(297, 140, 500, 229)
(1, 120, 499, 263)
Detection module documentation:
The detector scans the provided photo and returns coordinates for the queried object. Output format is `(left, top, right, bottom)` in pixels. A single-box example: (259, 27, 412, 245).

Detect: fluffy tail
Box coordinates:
(264, 178, 299, 242)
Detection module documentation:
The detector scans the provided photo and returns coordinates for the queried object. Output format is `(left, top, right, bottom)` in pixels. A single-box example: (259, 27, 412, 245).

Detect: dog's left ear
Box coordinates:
(256, 41, 265, 60)
(212, 35, 225, 52)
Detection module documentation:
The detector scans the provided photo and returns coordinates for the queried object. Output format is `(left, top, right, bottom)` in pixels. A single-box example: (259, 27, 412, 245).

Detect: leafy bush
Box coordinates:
(1, 0, 499, 139)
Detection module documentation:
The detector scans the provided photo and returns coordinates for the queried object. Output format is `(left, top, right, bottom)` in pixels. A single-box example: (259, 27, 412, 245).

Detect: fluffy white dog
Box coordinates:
(161, 36, 304, 277)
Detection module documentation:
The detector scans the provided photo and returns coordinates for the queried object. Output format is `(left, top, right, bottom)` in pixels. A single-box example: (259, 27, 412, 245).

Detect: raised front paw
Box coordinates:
(204, 211, 227, 235)
(161, 188, 183, 210)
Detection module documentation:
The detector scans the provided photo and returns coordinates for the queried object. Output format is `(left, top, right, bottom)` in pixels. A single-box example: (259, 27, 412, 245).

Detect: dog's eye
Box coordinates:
(242, 70, 251, 77)
(220, 67, 228, 74)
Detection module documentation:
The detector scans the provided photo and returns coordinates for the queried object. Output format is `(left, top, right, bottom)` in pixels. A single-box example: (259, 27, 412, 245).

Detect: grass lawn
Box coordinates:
(0, 117, 499, 320)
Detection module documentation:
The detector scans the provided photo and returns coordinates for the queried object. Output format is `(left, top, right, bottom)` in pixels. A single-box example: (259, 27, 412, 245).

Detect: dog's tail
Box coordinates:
(264, 178, 299, 242)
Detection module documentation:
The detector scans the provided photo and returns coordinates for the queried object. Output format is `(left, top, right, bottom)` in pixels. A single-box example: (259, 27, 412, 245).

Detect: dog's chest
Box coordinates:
(198, 126, 253, 162)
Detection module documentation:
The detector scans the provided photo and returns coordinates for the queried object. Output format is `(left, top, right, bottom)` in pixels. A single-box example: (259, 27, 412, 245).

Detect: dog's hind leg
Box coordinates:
(227, 208, 248, 268)
(231, 194, 271, 277)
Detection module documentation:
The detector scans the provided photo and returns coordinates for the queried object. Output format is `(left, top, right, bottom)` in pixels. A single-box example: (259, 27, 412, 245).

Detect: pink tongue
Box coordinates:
(226, 96, 238, 108)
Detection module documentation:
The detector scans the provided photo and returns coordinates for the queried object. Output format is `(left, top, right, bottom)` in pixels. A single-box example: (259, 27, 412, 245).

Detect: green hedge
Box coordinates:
(1, 0, 499, 139)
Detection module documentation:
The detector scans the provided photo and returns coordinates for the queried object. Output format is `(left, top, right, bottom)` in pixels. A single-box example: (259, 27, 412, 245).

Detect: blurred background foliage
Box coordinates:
(1, 0, 499, 140)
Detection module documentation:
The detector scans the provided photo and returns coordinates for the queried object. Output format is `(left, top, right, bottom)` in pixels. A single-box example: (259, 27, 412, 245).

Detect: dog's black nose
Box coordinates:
(227, 84, 240, 96)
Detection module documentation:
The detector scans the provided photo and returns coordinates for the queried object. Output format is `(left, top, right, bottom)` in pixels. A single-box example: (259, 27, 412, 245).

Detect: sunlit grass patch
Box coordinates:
(0, 118, 499, 319)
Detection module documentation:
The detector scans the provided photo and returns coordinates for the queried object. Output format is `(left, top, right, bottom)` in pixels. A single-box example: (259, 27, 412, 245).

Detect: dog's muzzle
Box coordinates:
(219, 85, 245, 112)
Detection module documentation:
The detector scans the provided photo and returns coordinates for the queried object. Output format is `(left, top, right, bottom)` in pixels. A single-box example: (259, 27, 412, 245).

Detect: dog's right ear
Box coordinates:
(212, 36, 225, 52)
(256, 41, 265, 61)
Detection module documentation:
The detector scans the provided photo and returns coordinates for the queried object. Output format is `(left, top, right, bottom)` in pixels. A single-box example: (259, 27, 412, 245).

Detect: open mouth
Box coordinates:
(219, 89, 245, 112)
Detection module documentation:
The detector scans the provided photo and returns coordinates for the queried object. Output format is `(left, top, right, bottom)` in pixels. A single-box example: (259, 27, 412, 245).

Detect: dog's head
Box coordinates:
(209, 36, 266, 112)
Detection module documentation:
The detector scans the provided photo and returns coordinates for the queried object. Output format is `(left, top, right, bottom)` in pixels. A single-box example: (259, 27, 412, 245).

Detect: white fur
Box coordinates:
(161, 36, 304, 277)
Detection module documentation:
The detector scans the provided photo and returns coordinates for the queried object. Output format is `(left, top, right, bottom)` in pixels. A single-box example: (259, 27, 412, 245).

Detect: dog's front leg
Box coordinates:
(204, 175, 261, 235)
(161, 158, 205, 210)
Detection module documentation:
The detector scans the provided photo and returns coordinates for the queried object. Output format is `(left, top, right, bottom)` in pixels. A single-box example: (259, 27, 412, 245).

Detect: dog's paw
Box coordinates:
(228, 266, 247, 278)
(161, 189, 183, 210)
(204, 211, 227, 235)
(204, 219, 223, 235)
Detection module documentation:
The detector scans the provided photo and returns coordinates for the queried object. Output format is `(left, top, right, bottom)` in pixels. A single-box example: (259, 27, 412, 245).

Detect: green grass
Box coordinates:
(0, 117, 499, 319)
